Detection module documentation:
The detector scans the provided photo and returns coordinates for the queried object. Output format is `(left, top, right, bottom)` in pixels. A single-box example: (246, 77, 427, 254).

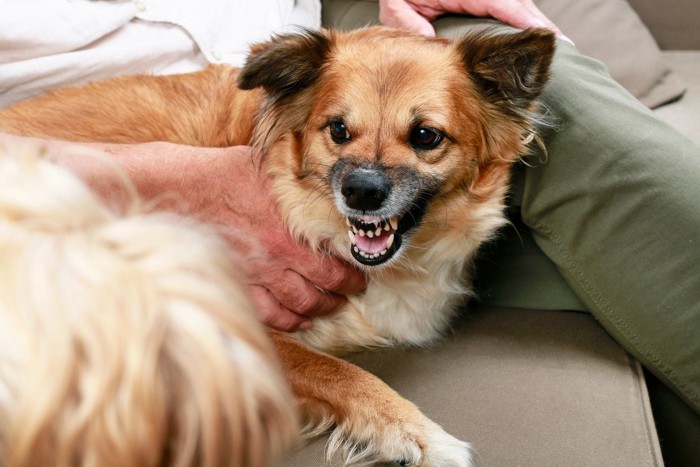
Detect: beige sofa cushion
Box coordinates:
(627, 0, 700, 50)
(534, 0, 685, 108)
(283, 308, 662, 466)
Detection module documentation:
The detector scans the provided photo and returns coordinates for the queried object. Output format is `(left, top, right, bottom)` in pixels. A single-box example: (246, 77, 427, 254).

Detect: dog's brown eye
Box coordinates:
(410, 127, 443, 150)
(329, 121, 351, 144)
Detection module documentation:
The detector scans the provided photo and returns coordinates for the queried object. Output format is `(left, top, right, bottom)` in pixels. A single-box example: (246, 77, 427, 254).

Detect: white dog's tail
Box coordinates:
(0, 143, 297, 467)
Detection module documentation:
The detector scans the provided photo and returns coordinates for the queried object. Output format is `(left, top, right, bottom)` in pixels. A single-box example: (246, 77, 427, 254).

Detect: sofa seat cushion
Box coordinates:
(282, 308, 662, 466)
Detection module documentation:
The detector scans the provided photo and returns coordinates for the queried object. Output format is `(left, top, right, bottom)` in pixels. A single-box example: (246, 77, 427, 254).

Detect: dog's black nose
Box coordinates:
(341, 169, 390, 211)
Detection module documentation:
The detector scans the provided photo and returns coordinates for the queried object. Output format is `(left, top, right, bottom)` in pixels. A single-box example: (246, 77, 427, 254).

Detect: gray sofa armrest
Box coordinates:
(628, 0, 700, 49)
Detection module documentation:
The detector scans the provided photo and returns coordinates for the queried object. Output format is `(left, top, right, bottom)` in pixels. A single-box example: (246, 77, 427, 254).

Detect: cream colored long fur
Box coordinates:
(0, 143, 296, 467)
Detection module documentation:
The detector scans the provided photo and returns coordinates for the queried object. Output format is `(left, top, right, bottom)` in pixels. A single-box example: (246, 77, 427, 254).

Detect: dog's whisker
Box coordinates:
(304, 187, 334, 216)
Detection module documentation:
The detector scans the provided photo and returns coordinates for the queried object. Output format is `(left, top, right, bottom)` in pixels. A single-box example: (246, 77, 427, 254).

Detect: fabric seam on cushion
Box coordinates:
(637, 67, 687, 108)
(630, 357, 664, 467)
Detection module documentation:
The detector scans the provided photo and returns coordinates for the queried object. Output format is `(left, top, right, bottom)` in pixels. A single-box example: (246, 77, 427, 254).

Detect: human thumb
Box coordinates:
(379, 0, 436, 37)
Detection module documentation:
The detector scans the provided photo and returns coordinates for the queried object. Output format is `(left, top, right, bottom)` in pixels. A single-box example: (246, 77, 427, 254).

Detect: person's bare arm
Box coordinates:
(0, 132, 366, 331)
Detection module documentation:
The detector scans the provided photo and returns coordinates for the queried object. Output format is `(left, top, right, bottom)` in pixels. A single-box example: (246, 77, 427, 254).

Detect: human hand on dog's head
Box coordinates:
(379, 0, 571, 43)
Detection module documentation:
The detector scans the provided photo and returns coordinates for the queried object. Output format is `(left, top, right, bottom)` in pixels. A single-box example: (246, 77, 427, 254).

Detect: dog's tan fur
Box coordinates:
(0, 26, 555, 466)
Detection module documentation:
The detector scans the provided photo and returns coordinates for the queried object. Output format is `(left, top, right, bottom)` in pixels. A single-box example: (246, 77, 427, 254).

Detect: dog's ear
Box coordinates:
(238, 29, 332, 99)
(458, 28, 556, 111)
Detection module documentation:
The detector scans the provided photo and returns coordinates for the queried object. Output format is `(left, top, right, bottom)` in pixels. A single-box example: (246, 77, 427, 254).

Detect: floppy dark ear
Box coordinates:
(238, 29, 332, 99)
(458, 28, 556, 111)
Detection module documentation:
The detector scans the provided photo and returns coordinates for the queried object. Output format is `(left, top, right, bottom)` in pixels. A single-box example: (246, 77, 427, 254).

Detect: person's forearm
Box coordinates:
(0, 131, 225, 213)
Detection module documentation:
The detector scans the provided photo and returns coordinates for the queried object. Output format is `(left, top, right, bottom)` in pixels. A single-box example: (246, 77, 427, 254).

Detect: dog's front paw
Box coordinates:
(418, 426, 472, 467)
(325, 418, 472, 467)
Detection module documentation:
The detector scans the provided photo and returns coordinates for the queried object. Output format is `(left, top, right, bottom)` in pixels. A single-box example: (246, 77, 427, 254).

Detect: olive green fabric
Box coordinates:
(322, 0, 700, 416)
(534, 0, 686, 108)
(518, 39, 700, 416)
(473, 207, 588, 312)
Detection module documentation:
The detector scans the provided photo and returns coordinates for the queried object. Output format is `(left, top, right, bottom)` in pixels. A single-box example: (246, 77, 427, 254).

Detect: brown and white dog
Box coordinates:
(0, 26, 555, 466)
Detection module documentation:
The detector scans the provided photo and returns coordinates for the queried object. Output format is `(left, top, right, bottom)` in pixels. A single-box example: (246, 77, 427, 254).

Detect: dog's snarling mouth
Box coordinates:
(345, 199, 428, 266)
(330, 159, 436, 266)
(347, 215, 399, 265)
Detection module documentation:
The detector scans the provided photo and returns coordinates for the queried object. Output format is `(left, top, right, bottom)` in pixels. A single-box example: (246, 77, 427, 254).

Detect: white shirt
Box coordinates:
(0, 0, 321, 108)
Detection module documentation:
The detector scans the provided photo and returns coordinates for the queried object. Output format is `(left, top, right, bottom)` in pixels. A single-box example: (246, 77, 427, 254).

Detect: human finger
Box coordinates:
(487, 0, 571, 42)
(521, 0, 574, 44)
(290, 250, 366, 296)
(271, 268, 348, 318)
(379, 0, 436, 36)
(247, 285, 313, 332)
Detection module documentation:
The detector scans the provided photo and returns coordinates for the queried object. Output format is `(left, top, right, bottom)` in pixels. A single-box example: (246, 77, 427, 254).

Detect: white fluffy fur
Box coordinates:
(0, 143, 297, 467)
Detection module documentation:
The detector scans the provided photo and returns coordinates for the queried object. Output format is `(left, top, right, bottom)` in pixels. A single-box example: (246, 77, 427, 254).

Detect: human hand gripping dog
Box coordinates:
(0, 132, 366, 333)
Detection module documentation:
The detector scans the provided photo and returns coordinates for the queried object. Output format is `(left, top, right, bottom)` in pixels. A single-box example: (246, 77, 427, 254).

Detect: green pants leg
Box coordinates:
(321, 0, 700, 453)
(519, 42, 700, 411)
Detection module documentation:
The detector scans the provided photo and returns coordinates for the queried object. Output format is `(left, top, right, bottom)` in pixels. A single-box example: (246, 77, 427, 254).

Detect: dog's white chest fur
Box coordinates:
(296, 234, 483, 354)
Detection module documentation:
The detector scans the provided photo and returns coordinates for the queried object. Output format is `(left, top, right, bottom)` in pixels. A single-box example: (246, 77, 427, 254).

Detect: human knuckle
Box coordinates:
(321, 269, 347, 291)
(275, 316, 299, 332)
(260, 302, 299, 332)
(293, 290, 322, 315)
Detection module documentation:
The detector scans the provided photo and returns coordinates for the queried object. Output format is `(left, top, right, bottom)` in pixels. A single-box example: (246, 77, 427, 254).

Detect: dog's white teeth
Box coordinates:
(387, 234, 394, 249)
(348, 230, 356, 244)
(384, 223, 391, 231)
(375, 227, 382, 236)
(390, 217, 398, 231)
(353, 246, 359, 253)
(367, 230, 374, 239)
(346, 217, 351, 227)
(380, 249, 387, 256)
(359, 229, 366, 237)
(352, 225, 358, 234)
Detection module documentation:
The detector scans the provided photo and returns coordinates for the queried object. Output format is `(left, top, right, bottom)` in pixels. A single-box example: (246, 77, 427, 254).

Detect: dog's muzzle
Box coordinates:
(341, 169, 390, 212)
(331, 160, 434, 267)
